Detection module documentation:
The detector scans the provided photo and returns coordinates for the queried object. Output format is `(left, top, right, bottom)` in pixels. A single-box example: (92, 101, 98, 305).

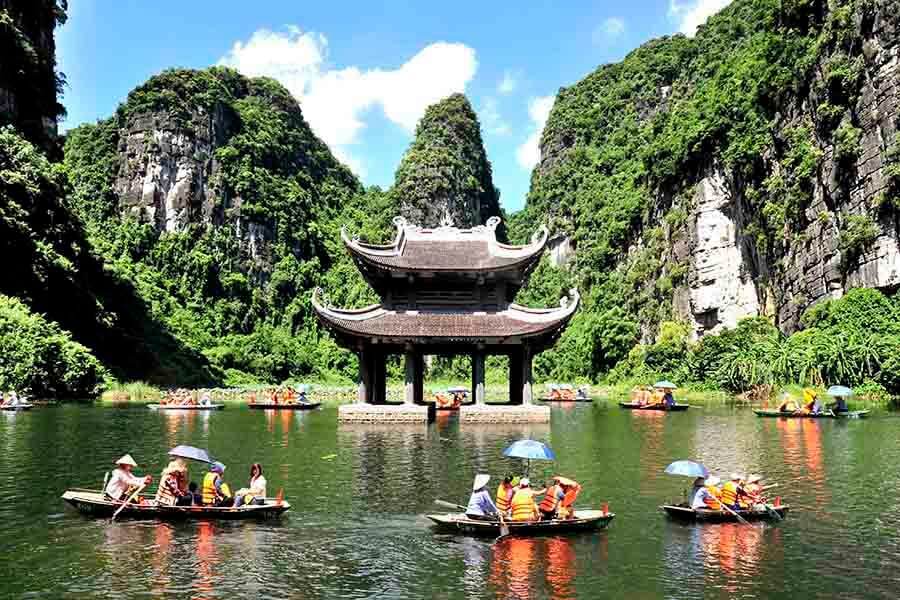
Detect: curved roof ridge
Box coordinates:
(311, 288, 385, 321)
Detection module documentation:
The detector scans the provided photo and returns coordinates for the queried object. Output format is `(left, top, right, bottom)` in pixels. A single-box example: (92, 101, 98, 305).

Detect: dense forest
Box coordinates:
(2, 0, 900, 400)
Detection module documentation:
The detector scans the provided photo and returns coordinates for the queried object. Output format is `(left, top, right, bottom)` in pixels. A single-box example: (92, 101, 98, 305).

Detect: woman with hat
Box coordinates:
(104, 454, 152, 501)
(465, 474, 499, 521)
(156, 459, 192, 506)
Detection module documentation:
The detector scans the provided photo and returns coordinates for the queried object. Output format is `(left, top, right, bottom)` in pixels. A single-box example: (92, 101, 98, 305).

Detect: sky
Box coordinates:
(56, 0, 731, 213)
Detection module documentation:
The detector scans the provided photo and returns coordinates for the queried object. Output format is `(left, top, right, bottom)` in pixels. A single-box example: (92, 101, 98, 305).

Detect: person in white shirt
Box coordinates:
(104, 454, 152, 501)
(234, 463, 267, 507)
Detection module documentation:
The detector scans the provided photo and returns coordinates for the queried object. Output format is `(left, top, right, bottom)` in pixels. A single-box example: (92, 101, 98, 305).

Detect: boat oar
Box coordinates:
(713, 498, 754, 527)
(434, 499, 467, 511)
(111, 484, 145, 521)
(496, 512, 510, 540)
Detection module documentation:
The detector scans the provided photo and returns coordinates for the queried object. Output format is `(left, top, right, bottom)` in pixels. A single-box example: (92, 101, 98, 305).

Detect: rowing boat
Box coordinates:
(618, 402, 688, 411)
(753, 409, 869, 419)
(61, 489, 290, 520)
(248, 402, 321, 410)
(540, 396, 593, 403)
(147, 404, 225, 411)
(1, 403, 33, 411)
(661, 503, 789, 522)
(426, 510, 615, 536)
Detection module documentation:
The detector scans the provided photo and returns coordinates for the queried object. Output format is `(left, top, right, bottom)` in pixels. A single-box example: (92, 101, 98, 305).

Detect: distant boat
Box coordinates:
(61, 489, 289, 520)
(147, 404, 225, 411)
(661, 503, 788, 522)
(426, 510, 614, 536)
(248, 402, 321, 411)
(753, 409, 868, 419)
(618, 402, 688, 412)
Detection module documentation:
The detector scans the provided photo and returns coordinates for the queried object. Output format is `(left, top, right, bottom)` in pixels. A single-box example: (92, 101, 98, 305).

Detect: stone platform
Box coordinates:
(338, 403, 435, 423)
(460, 404, 550, 423)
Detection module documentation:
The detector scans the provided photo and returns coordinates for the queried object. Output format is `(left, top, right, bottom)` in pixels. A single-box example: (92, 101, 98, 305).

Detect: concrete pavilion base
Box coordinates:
(338, 403, 435, 423)
(460, 404, 550, 423)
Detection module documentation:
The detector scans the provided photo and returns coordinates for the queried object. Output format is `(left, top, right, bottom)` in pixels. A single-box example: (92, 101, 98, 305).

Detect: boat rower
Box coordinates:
(691, 476, 722, 509)
(104, 454, 152, 502)
(466, 474, 500, 521)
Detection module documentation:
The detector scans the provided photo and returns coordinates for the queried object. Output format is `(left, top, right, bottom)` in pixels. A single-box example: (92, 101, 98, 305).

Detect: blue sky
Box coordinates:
(56, 0, 729, 213)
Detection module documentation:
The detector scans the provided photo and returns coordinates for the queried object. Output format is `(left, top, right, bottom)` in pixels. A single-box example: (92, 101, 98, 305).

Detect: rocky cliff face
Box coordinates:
(0, 0, 65, 151)
(392, 94, 503, 231)
(526, 0, 900, 341)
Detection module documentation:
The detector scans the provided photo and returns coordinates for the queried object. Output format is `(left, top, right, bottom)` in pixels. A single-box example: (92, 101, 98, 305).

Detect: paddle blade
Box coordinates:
(602, 502, 608, 516)
(276, 488, 284, 506)
(774, 496, 781, 507)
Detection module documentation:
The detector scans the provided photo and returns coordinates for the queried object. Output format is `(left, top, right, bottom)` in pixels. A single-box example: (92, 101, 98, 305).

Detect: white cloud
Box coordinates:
(480, 97, 511, 136)
(593, 17, 626, 44)
(669, 0, 731, 36)
(516, 95, 555, 171)
(218, 28, 478, 176)
(497, 69, 519, 95)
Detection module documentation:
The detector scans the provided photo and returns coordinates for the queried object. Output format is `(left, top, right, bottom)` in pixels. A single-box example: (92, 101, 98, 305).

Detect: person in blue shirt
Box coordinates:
(466, 474, 499, 521)
(663, 389, 675, 408)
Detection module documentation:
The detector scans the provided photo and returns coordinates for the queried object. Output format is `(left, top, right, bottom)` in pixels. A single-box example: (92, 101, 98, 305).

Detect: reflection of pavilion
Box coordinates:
(314, 217, 578, 423)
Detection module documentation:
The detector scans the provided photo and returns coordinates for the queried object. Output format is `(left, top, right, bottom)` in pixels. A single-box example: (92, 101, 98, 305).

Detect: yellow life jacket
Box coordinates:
(496, 483, 512, 512)
(156, 473, 179, 506)
(510, 488, 537, 521)
(703, 485, 722, 509)
(202, 472, 221, 505)
(720, 481, 739, 507)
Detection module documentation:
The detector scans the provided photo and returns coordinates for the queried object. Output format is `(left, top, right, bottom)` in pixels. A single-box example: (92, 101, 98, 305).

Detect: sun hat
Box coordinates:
(520, 478, 530, 487)
(473, 474, 490, 490)
(746, 474, 762, 484)
(706, 476, 721, 486)
(730, 473, 743, 481)
(211, 462, 226, 473)
(115, 454, 138, 467)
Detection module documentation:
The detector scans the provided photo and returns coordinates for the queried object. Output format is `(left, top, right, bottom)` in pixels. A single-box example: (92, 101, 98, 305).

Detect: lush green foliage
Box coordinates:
(0, 295, 107, 398)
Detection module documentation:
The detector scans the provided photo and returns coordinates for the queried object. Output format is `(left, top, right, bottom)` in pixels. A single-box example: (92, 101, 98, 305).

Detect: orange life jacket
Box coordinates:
(496, 483, 512, 512)
(156, 472, 179, 506)
(745, 483, 762, 500)
(720, 481, 739, 507)
(703, 485, 722, 509)
(539, 484, 562, 512)
(202, 472, 221, 505)
(510, 488, 537, 521)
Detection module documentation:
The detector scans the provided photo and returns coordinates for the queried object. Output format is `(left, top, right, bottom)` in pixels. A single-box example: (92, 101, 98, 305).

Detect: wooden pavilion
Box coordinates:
(313, 216, 579, 421)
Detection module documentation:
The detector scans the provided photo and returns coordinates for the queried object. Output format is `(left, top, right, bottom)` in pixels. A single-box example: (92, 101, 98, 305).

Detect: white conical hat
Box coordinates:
(473, 474, 490, 490)
(115, 454, 137, 467)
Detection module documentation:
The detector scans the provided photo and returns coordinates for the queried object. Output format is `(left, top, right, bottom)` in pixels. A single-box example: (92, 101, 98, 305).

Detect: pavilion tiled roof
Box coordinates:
(342, 216, 548, 273)
(312, 288, 579, 343)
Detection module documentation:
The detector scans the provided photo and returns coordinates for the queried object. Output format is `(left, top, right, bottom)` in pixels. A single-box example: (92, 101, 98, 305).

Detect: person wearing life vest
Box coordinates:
(202, 462, 233, 507)
(495, 474, 515, 515)
(555, 477, 581, 519)
(539, 479, 565, 521)
(744, 474, 765, 504)
(510, 478, 539, 521)
(720, 473, 745, 510)
(156, 459, 192, 506)
(796, 388, 820, 415)
(691, 476, 722, 509)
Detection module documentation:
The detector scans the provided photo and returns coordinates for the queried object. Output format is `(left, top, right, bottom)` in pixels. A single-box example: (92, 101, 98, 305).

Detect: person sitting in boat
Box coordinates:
(796, 388, 821, 415)
(270, 389, 280, 405)
(556, 477, 581, 519)
(828, 394, 849, 415)
(691, 476, 722, 509)
(576, 386, 589, 400)
(202, 462, 233, 507)
(1, 391, 15, 407)
(744, 474, 765, 504)
(510, 478, 540, 521)
(234, 463, 268, 507)
(156, 459, 192, 506)
(495, 474, 515, 516)
(465, 474, 500, 521)
(298, 387, 309, 404)
(777, 393, 798, 413)
(104, 454, 152, 502)
(662, 389, 675, 409)
(719, 473, 746, 510)
(538, 478, 565, 521)
(199, 391, 212, 406)
(188, 481, 202, 505)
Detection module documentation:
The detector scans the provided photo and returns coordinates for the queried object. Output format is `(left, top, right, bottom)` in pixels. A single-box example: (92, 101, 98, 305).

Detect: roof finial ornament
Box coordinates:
(439, 212, 454, 228)
(392, 215, 409, 229)
(486, 216, 501, 231)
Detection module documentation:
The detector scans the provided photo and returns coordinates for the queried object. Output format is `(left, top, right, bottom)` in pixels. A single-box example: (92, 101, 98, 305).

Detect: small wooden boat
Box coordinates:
(540, 396, 593, 403)
(426, 510, 615, 536)
(661, 503, 789, 522)
(61, 489, 290, 520)
(1, 403, 34, 411)
(147, 403, 225, 411)
(248, 402, 321, 410)
(618, 402, 688, 411)
(753, 409, 869, 419)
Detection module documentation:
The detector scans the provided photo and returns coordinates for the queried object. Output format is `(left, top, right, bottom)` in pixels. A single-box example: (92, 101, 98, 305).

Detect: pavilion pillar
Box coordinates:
(509, 350, 524, 405)
(472, 347, 486, 405)
(404, 345, 422, 405)
(522, 346, 534, 406)
(372, 350, 387, 404)
(357, 349, 372, 404)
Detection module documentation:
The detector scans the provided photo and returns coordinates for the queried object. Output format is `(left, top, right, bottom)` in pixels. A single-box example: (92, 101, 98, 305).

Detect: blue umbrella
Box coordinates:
(447, 386, 468, 394)
(654, 380, 678, 389)
(664, 460, 709, 478)
(168, 445, 213, 464)
(826, 385, 853, 397)
(503, 439, 556, 476)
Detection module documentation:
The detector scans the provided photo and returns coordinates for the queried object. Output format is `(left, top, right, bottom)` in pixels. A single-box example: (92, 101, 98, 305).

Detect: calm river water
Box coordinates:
(1, 402, 899, 599)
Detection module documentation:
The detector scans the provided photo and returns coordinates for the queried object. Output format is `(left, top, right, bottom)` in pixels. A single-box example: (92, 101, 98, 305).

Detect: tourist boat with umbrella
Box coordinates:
(248, 385, 321, 410)
(658, 460, 788, 523)
(1, 393, 33, 411)
(427, 439, 615, 536)
(754, 385, 868, 418)
(431, 386, 469, 411)
(619, 380, 688, 411)
(62, 445, 290, 521)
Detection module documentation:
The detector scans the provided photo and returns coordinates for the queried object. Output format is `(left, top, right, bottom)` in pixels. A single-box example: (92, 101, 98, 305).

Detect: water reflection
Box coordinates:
(487, 536, 579, 600)
(194, 521, 218, 600)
